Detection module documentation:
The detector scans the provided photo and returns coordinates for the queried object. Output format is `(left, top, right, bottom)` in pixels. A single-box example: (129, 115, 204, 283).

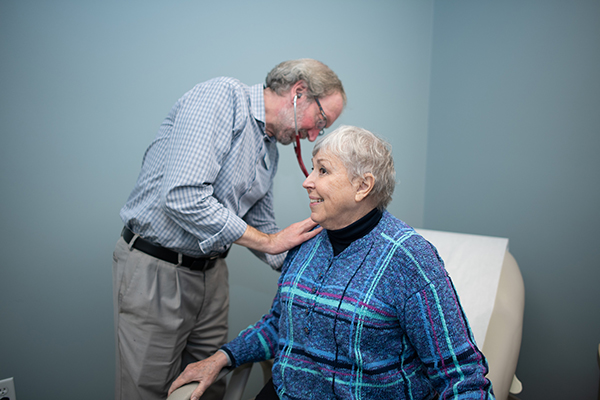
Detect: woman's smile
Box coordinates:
(302, 150, 374, 230)
(309, 197, 323, 205)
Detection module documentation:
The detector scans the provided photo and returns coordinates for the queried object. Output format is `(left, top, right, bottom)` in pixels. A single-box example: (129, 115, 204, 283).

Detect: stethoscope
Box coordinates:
(293, 94, 310, 177)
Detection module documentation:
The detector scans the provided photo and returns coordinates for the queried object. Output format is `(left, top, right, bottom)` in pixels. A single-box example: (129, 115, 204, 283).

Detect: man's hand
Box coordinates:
(168, 352, 229, 400)
(235, 217, 322, 255)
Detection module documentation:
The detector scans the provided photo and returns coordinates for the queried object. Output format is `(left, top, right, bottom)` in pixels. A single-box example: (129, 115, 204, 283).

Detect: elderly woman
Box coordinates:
(169, 126, 494, 400)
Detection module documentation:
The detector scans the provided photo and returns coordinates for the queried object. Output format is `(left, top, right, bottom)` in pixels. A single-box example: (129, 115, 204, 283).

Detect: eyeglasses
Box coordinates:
(314, 97, 328, 136)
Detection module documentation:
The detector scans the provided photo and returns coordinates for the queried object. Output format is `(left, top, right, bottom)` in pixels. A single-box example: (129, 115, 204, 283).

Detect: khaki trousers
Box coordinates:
(113, 237, 228, 400)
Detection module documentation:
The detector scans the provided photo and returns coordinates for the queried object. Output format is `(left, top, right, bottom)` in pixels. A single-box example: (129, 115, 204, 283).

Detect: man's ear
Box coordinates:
(355, 173, 375, 202)
(291, 80, 308, 101)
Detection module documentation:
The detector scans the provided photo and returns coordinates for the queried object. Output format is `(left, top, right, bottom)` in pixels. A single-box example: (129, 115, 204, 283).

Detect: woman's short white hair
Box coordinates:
(312, 125, 395, 210)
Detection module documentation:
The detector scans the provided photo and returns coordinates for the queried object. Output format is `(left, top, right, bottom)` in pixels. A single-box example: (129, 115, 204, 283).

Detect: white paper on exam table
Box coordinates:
(415, 229, 509, 347)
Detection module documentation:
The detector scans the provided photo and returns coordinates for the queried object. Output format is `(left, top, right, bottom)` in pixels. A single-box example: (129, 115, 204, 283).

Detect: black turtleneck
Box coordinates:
(327, 208, 383, 256)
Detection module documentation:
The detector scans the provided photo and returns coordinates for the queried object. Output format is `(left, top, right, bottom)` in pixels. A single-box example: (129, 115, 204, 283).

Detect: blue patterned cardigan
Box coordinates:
(222, 211, 495, 399)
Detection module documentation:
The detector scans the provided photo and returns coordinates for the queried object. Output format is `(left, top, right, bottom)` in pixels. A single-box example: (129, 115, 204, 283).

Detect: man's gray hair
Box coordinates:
(312, 125, 395, 210)
(265, 59, 346, 105)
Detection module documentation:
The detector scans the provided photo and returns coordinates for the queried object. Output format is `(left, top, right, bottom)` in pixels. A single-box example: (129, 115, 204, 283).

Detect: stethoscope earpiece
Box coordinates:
(293, 93, 309, 177)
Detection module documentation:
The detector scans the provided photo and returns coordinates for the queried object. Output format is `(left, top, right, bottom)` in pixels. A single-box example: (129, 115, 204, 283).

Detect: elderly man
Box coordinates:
(113, 59, 345, 400)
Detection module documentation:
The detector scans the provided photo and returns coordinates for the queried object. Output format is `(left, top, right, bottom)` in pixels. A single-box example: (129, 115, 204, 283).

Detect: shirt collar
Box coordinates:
(249, 83, 273, 140)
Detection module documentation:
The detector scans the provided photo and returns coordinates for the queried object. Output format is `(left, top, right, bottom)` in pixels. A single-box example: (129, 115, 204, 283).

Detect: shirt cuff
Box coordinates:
(219, 348, 235, 367)
(198, 214, 247, 254)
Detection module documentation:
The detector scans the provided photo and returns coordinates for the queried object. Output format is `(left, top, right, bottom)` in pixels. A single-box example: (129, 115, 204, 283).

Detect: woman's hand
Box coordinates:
(168, 352, 229, 400)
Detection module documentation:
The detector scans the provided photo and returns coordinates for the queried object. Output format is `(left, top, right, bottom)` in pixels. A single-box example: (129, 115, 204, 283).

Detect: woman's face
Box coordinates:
(302, 150, 367, 230)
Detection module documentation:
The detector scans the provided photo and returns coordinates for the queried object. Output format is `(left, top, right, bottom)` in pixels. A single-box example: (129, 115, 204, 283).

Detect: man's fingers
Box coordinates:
(297, 217, 321, 240)
(289, 218, 318, 237)
(300, 217, 319, 230)
(304, 225, 323, 239)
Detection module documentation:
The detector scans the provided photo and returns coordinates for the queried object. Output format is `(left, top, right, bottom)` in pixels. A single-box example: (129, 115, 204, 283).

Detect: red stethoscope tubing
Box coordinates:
(294, 134, 309, 177)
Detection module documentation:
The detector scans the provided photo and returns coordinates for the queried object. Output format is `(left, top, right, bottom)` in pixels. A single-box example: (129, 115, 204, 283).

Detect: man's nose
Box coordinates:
(307, 129, 320, 142)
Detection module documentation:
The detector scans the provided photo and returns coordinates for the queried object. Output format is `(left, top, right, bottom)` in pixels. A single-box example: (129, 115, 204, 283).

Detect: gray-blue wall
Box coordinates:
(1, 1, 598, 399)
(0, 1, 433, 398)
(425, 1, 600, 399)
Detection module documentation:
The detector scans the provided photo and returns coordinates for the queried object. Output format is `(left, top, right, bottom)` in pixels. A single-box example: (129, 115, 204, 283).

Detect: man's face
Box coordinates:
(271, 98, 309, 145)
(271, 92, 344, 145)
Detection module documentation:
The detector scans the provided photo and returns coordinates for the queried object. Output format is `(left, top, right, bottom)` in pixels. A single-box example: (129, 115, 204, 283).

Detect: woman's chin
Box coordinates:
(309, 214, 321, 225)
(309, 213, 327, 229)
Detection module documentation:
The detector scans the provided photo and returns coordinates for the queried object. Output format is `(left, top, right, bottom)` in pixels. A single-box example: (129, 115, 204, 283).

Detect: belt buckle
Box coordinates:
(205, 254, 220, 270)
(190, 259, 209, 271)
(189, 253, 221, 271)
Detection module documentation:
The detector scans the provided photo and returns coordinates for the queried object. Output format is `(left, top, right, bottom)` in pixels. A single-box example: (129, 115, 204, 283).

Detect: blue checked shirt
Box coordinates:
(120, 77, 286, 269)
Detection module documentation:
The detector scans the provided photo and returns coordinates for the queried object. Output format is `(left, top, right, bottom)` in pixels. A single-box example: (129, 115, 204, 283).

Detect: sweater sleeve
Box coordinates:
(220, 248, 297, 366)
(220, 302, 280, 367)
(403, 273, 495, 399)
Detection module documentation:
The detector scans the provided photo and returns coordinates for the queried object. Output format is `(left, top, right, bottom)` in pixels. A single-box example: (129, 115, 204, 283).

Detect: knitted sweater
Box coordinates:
(222, 211, 495, 399)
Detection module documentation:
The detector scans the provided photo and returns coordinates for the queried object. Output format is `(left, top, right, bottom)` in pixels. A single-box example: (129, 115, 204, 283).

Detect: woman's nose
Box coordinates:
(302, 173, 314, 189)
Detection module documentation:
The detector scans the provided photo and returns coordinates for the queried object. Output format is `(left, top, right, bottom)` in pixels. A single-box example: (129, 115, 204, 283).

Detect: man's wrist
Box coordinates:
(234, 225, 274, 254)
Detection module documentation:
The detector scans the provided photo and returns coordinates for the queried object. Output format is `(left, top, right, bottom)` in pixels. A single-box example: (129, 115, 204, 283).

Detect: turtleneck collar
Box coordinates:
(327, 208, 383, 256)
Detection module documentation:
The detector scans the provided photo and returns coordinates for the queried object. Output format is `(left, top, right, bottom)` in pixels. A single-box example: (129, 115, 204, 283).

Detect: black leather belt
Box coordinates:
(121, 227, 228, 271)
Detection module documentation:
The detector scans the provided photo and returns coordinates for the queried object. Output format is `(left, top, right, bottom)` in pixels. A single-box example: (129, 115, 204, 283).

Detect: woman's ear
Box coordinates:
(355, 173, 375, 202)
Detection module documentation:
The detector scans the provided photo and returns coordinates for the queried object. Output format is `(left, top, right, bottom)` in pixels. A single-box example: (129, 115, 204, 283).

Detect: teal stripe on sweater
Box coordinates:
(280, 286, 397, 322)
(401, 241, 466, 397)
(281, 363, 407, 389)
(351, 241, 393, 399)
(279, 235, 323, 398)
